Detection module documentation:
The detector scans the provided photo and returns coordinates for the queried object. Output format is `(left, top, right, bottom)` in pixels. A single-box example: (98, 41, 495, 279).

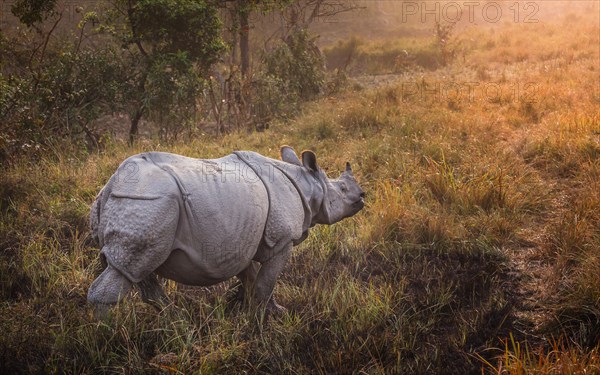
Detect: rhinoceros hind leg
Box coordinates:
(254, 244, 291, 316)
(138, 273, 168, 309)
(88, 264, 132, 319)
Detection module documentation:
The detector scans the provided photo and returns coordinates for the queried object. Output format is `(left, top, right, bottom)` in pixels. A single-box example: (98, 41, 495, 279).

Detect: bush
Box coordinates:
(0, 0, 226, 156)
(263, 29, 325, 102)
(0, 43, 125, 161)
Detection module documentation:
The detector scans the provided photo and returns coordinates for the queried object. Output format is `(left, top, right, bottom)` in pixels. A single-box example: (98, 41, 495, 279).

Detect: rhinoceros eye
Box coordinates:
(340, 182, 348, 193)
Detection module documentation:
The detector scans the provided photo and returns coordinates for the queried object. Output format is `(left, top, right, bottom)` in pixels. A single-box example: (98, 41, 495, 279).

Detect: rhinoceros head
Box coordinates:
(281, 146, 365, 225)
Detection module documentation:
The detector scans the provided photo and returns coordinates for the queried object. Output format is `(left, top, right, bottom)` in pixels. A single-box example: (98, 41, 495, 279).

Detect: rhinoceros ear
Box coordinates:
(280, 145, 302, 166)
(345, 162, 352, 173)
(301, 150, 319, 172)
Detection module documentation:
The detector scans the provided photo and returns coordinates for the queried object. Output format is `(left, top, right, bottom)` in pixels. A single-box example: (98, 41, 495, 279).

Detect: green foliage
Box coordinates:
(129, 0, 224, 70)
(143, 52, 209, 139)
(239, 29, 327, 127)
(0, 0, 226, 154)
(37, 48, 124, 120)
(10, 0, 57, 27)
(0, 45, 125, 159)
(263, 29, 325, 101)
(109, 0, 225, 141)
(250, 72, 300, 123)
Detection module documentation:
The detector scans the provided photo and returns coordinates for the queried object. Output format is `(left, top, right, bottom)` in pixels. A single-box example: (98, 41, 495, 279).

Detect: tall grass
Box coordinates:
(479, 334, 600, 374)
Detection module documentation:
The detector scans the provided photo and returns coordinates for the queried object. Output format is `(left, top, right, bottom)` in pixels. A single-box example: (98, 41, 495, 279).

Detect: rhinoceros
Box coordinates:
(87, 146, 364, 317)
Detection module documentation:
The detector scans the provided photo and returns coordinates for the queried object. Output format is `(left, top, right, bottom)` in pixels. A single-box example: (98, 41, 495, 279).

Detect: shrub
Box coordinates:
(0, 43, 125, 160)
(263, 29, 325, 102)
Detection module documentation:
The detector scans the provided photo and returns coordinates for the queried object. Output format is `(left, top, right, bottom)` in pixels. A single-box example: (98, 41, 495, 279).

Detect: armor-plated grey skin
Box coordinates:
(87, 146, 365, 318)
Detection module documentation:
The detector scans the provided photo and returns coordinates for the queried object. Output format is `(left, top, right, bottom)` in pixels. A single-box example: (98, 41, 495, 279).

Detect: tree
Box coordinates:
(105, 0, 225, 143)
(2, 0, 226, 149)
(283, 0, 362, 32)
(226, 0, 359, 77)
(1, 0, 127, 154)
(238, 0, 251, 76)
(221, 0, 291, 77)
(10, 0, 58, 28)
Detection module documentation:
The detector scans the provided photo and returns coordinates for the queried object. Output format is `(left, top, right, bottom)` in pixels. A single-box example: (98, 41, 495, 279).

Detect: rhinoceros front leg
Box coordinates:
(88, 265, 132, 319)
(138, 273, 168, 310)
(254, 243, 292, 314)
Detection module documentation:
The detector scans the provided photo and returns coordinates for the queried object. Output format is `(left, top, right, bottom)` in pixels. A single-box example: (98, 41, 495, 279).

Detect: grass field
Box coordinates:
(1, 4, 600, 374)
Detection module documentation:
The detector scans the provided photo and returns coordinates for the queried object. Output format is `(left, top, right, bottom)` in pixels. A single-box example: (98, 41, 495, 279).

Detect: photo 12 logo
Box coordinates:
(400, 1, 540, 24)
(401, 81, 539, 104)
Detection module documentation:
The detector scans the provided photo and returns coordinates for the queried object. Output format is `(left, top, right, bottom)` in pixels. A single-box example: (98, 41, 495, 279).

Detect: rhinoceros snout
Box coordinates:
(353, 198, 365, 212)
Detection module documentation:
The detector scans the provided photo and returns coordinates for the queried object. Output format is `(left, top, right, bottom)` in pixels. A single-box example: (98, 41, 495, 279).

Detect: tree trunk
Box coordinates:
(239, 0, 250, 77)
(129, 70, 148, 145)
(290, 6, 299, 31)
(229, 6, 239, 66)
(129, 107, 143, 145)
